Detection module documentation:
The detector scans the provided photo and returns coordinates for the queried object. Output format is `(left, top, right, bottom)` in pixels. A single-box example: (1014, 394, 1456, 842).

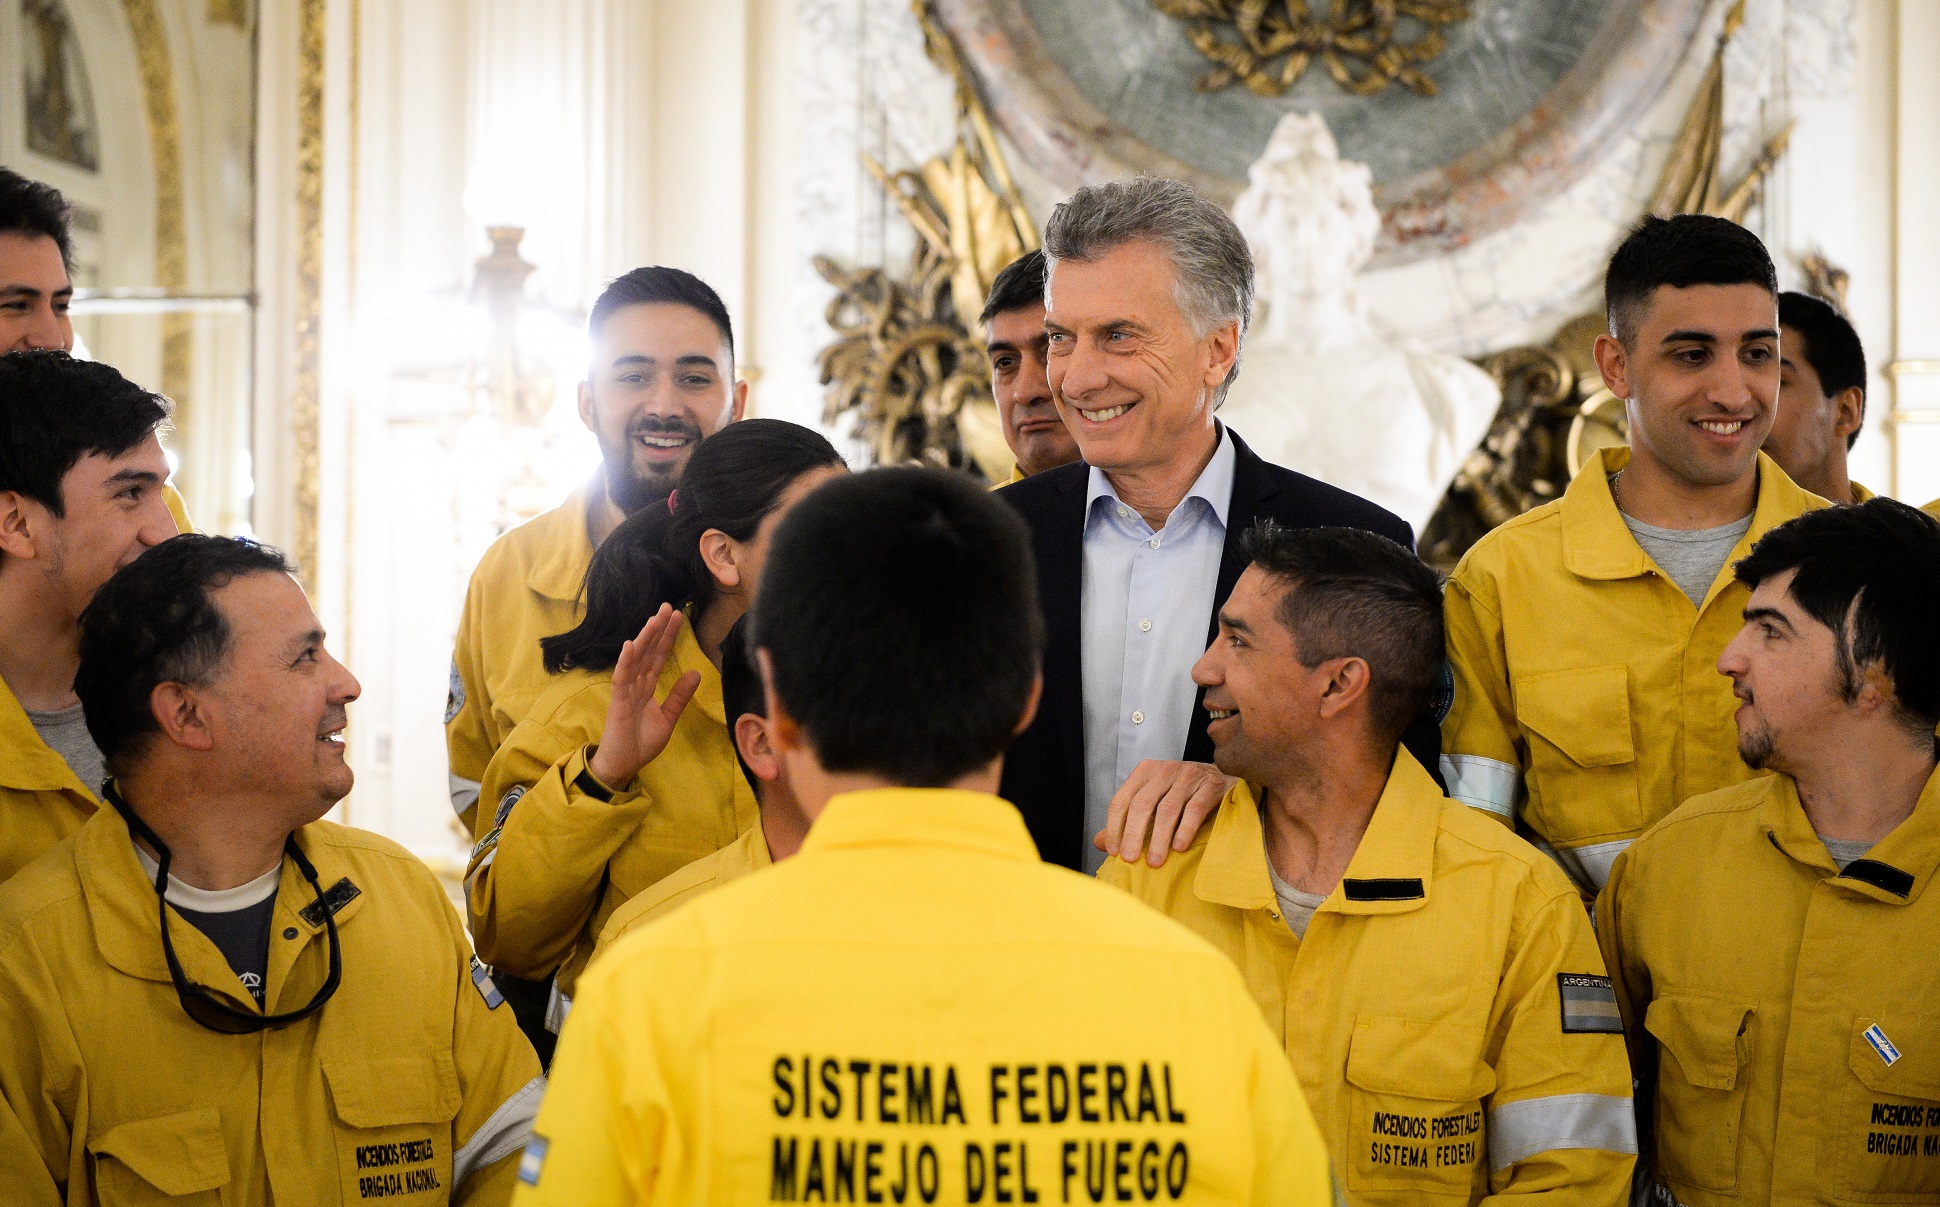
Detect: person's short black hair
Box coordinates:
(0, 351, 170, 517)
(1735, 499, 1940, 739)
(76, 535, 295, 775)
(751, 467, 1043, 787)
(588, 266, 734, 365)
(1605, 214, 1777, 347)
(1239, 523, 1444, 745)
(1779, 291, 1868, 449)
(0, 167, 72, 267)
(979, 249, 1047, 326)
(719, 616, 765, 794)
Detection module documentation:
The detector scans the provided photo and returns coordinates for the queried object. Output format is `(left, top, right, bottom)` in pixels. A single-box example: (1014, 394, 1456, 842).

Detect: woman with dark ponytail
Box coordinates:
(467, 419, 845, 1036)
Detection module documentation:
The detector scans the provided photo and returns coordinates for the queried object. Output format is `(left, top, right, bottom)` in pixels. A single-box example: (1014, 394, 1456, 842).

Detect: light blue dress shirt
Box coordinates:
(1079, 427, 1235, 872)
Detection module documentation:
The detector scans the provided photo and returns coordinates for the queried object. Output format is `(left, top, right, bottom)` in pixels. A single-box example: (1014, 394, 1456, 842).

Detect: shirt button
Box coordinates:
(1131, 711, 1145, 725)
(1118, 505, 1133, 520)
(1148, 537, 1160, 549)
(1139, 619, 1152, 633)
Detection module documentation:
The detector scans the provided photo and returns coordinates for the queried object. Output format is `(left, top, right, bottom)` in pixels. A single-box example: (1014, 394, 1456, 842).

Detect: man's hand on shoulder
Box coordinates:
(1094, 760, 1235, 868)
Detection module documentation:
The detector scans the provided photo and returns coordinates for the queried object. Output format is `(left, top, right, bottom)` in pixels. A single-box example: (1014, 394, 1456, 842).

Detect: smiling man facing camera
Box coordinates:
(517, 468, 1330, 1206)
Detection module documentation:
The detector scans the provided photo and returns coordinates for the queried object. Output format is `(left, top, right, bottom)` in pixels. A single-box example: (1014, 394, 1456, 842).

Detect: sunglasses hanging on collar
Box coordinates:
(104, 781, 342, 1034)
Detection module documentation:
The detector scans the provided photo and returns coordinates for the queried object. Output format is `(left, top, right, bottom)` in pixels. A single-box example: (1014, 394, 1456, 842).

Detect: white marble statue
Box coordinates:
(1221, 113, 1502, 535)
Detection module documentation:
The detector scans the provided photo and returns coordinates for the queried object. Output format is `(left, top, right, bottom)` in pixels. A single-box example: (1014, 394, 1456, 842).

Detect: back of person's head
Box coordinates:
(588, 266, 734, 358)
(1240, 523, 1443, 744)
(0, 350, 170, 518)
(0, 168, 71, 266)
(752, 467, 1043, 787)
(979, 249, 1047, 326)
(76, 535, 294, 775)
(1734, 499, 1940, 737)
(1778, 291, 1867, 448)
(541, 418, 843, 673)
(1605, 214, 1776, 347)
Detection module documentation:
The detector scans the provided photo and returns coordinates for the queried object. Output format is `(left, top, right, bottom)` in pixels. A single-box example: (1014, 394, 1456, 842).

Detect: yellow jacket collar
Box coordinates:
(1560, 447, 1821, 582)
(1759, 765, 1940, 906)
(802, 789, 1039, 864)
(1195, 748, 1443, 917)
(526, 484, 599, 603)
(0, 674, 92, 796)
(1849, 480, 1876, 504)
(82, 799, 369, 986)
(669, 612, 727, 726)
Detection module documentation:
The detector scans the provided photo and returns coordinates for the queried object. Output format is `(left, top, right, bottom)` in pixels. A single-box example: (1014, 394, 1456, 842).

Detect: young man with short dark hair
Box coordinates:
(982, 250, 1078, 482)
(0, 350, 177, 883)
(517, 469, 1331, 1205)
(446, 266, 746, 832)
(1764, 290, 1870, 504)
(1599, 499, 1940, 1206)
(1105, 523, 1636, 1205)
(1443, 214, 1822, 897)
(0, 535, 543, 1205)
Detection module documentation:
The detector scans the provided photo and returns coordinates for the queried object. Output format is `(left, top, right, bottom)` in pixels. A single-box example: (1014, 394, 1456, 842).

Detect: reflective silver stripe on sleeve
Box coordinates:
(545, 983, 573, 1035)
(450, 774, 482, 818)
(1546, 838, 1633, 896)
(452, 1074, 546, 1189)
(464, 846, 497, 891)
(1441, 754, 1520, 820)
(1488, 1092, 1637, 1172)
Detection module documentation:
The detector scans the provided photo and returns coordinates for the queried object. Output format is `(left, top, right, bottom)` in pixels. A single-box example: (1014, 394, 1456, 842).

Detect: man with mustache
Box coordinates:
(982, 250, 1078, 483)
(0, 535, 543, 1206)
(1442, 215, 1822, 900)
(446, 267, 745, 834)
(1598, 500, 1940, 1206)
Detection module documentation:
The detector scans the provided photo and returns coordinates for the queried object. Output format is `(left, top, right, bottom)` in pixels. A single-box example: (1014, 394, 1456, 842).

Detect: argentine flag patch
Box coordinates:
(1557, 973, 1624, 1034)
(518, 1135, 548, 1186)
(470, 956, 505, 1010)
(1864, 1023, 1902, 1067)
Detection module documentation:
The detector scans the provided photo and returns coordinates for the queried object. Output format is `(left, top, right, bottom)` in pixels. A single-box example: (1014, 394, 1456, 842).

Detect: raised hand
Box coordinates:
(1094, 760, 1237, 868)
(586, 603, 703, 791)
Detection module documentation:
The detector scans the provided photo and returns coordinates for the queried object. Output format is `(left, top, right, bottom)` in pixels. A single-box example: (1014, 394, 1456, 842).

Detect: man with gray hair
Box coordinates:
(998, 176, 1432, 873)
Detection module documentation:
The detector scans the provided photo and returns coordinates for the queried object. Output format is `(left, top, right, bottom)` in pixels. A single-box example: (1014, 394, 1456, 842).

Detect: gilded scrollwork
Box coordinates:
(1150, 0, 1472, 98)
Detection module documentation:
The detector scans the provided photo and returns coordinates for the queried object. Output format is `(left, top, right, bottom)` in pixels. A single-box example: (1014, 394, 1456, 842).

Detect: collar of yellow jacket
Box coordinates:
(0, 673, 93, 797)
(1195, 747, 1444, 917)
(525, 483, 600, 603)
(1849, 480, 1876, 504)
(1560, 446, 1823, 582)
(800, 788, 1038, 863)
(81, 796, 369, 988)
(1757, 764, 1940, 906)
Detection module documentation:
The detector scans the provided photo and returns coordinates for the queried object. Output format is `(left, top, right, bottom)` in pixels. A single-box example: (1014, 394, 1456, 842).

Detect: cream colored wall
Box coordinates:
(1881, 0, 1940, 505)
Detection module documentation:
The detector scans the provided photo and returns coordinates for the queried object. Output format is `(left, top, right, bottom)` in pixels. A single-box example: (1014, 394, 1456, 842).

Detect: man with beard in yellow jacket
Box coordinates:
(515, 468, 1331, 1206)
(1104, 523, 1636, 1206)
(0, 536, 541, 1205)
(1599, 500, 1940, 1206)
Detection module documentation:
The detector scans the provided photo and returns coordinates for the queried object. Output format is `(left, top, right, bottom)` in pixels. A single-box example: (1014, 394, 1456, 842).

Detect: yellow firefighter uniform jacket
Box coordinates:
(1101, 750, 1636, 1206)
(447, 487, 597, 832)
(588, 819, 771, 965)
(0, 676, 97, 885)
(1597, 766, 1940, 1206)
(0, 802, 544, 1207)
(465, 617, 757, 996)
(514, 788, 1332, 1206)
(1924, 498, 1940, 521)
(0, 496, 193, 885)
(1442, 447, 1822, 895)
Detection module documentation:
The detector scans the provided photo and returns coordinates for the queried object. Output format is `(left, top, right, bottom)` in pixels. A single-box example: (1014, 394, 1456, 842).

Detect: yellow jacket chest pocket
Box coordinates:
(1841, 1017, 1940, 1200)
(1645, 995, 1754, 1195)
(88, 1107, 231, 1206)
(323, 1054, 462, 1202)
(1343, 1016, 1494, 1201)
(1513, 665, 1640, 844)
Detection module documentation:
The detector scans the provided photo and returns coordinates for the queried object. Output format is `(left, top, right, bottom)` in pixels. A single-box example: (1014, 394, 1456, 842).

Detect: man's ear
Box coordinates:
(1012, 673, 1044, 737)
(735, 714, 780, 782)
(1315, 657, 1373, 721)
(730, 377, 750, 423)
(1833, 386, 1866, 444)
(1593, 332, 1633, 402)
(1202, 320, 1241, 397)
(698, 528, 740, 591)
(756, 649, 805, 760)
(149, 682, 216, 752)
(577, 379, 596, 433)
(0, 491, 43, 561)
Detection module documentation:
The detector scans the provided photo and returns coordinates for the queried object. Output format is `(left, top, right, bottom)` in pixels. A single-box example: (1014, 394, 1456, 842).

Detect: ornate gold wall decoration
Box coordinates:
(292, 0, 326, 579)
(118, 0, 193, 420)
(1151, 0, 1471, 98)
(816, 1, 1037, 480)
